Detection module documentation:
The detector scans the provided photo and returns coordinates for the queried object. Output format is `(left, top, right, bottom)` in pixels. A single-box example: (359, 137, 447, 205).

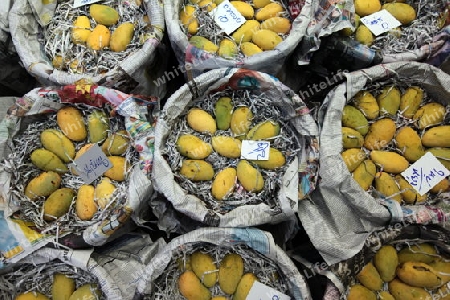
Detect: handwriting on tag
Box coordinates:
(401, 152, 450, 196)
(246, 281, 291, 300)
(210, 0, 246, 35)
(360, 9, 401, 36)
(241, 140, 270, 160)
(70, 144, 112, 184)
(73, 0, 102, 8)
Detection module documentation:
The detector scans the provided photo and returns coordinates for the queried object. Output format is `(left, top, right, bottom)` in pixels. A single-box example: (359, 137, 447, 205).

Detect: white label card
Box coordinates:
(360, 9, 401, 36)
(210, 0, 246, 35)
(241, 140, 270, 160)
(73, 0, 102, 8)
(246, 281, 291, 300)
(70, 144, 112, 184)
(401, 152, 450, 196)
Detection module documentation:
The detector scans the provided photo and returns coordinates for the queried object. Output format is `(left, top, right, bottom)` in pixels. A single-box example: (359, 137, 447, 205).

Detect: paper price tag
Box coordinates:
(210, 0, 246, 35)
(70, 144, 112, 184)
(401, 152, 450, 196)
(73, 0, 102, 8)
(241, 140, 270, 160)
(246, 281, 291, 300)
(360, 9, 401, 36)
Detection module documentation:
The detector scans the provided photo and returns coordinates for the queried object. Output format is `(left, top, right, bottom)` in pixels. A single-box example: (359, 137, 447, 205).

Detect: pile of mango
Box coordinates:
(24, 105, 130, 222)
(176, 97, 287, 200)
(179, 0, 292, 58)
(341, 84, 450, 204)
(347, 242, 450, 299)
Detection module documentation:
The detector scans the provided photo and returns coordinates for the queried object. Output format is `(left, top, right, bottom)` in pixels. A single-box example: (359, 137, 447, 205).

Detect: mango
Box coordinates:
(341, 14, 361, 36)
(342, 148, 366, 172)
(212, 297, 229, 300)
(86, 24, 111, 50)
(89, 4, 119, 26)
(52, 55, 65, 69)
(191, 251, 218, 287)
(370, 150, 409, 174)
(102, 130, 129, 156)
(212, 136, 241, 158)
(413, 102, 446, 130)
(72, 16, 91, 44)
(426, 147, 450, 170)
(342, 127, 364, 149)
(246, 120, 280, 140)
(189, 36, 219, 53)
(375, 171, 402, 202)
(15, 292, 49, 300)
(218, 253, 244, 295)
(52, 273, 76, 300)
(382, 3, 416, 25)
(95, 177, 116, 209)
(178, 270, 211, 300)
(388, 279, 432, 300)
(24, 171, 61, 200)
(87, 110, 109, 143)
(395, 175, 427, 204)
(218, 39, 238, 59)
(110, 22, 134, 52)
(230, 106, 253, 139)
(346, 284, 376, 300)
(233, 273, 258, 300)
(251, 147, 286, 169)
(253, 0, 271, 8)
(422, 126, 450, 148)
(180, 5, 199, 34)
(57, 106, 87, 142)
(76, 184, 97, 221)
(429, 260, 450, 285)
(70, 143, 94, 175)
(212, 167, 236, 200)
(395, 127, 425, 162)
(240, 42, 263, 56)
(236, 160, 264, 192)
(187, 108, 217, 134)
(40, 129, 75, 163)
(230, 1, 254, 19)
(398, 243, 438, 264)
(374, 245, 398, 283)
(356, 262, 383, 291)
(215, 97, 233, 130)
(430, 178, 450, 194)
(43, 188, 75, 221)
(103, 156, 130, 182)
(363, 118, 396, 150)
(352, 159, 376, 191)
(252, 29, 282, 50)
(176, 134, 213, 159)
(379, 291, 396, 300)
(400, 86, 423, 119)
(255, 2, 284, 21)
(377, 85, 401, 117)
(261, 17, 291, 34)
(198, 0, 216, 11)
(180, 160, 214, 181)
(31, 148, 68, 173)
(354, 91, 379, 120)
(68, 283, 101, 300)
(231, 20, 260, 43)
(355, 24, 374, 46)
(397, 262, 442, 288)
(342, 105, 369, 136)
(354, 0, 381, 16)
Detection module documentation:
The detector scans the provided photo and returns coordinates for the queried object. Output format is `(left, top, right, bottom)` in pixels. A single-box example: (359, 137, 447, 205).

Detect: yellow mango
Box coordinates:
(354, 91, 379, 120)
(110, 22, 134, 52)
(212, 136, 241, 158)
(86, 24, 111, 50)
(231, 20, 260, 43)
(260, 17, 291, 34)
(397, 262, 441, 289)
(377, 85, 401, 117)
(395, 126, 425, 162)
(178, 270, 211, 300)
(395, 175, 427, 204)
(374, 245, 399, 282)
(346, 284, 376, 300)
(375, 172, 402, 202)
(253, 0, 271, 8)
(341, 14, 361, 36)
(342, 105, 369, 136)
(230, 106, 253, 139)
(87, 110, 109, 143)
(252, 29, 282, 50)
(255, 2, 284, 21)
(398, 243, 438, 264)
(89, 4, 119, 26)
(413, 102, 446, 130)
(388, 279, 432, 300)
(95, 177, 116, 209)
(429, 260, 450, 285)
(218, 39, 238, 59)
(363, 118, 396, 150)
(104, 156, 130, 182)
(57, 106, 87, 142)
(215, 97, 233, 130)
(31, 148, 68, 173)
(187, 108, 217, 134)
(40, 129, 75, 163)
(176, 134, 213, 159)
(219, 253, 244, 295)
(52, 55, 64, 69)
(180, 159, 214, 181)
(24, 171, 61, 200)
(352, 159, 376, 191)
(382, 3, 416, 25)
(212, 297, 229, 300)
(236, 160, 264, 192)
(43, 188, 75, 221)
(426, 147, 450, 170)
(251, 147, 286, 170)
(102, 130, 129, 156)
(15, 292, 49, 300)
(355, 24, 374, 46)
(212, 167, 237, 200)
(342, 148, 366, 172)
(68, 283, 101, 300)
(189, 36, 219, 53)
(246, 120, 280, 140)
(430, 178, 450, 194)
(72, 16, 91, 44)
(230, 1, 254, 19)
(76, 184, 97, 221)
(191, 251, 218, 287)
(354, 0, 381, 16)
(400, 86, 424, 119)
(179, 5, 199, 34)
(356, 262, 383, 291)
(379, 291, 396, 300)
(422, 126, 450, 148)
(240, 42, 263, 56)
(233, 273, 258, 300)
(198, 0, 216, 11)
(370, 150, 409, 174)
(52, 273, 75, 300)
(342, 127, 364, 149)
(70, 144, 94, 175)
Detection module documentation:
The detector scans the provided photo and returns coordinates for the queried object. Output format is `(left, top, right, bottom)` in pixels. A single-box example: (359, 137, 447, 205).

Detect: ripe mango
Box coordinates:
(43, 188, 75, 221)
(374, 245, 398, 282)
(219, 253, 244, 295)
(218, 39, 238, 59)
(430, 178, 450, 194)
(252, 29, 282, 50)
(398, 243, 437, 264)
(57, 106, 87, 142)
(95, 177, 116, 209)
(189, 36, 218, 53)
(230, 106, 253, 139)
(198, 0, 216, 11)
(103, 156, 130, 181)
(110, 22, 134, 52)
(76, 184, 97, 221)
(342, 127, 364, 149)
(86, 24, 111, 50)
(352, 159, 376, 191)
(15, 292, 49, 300)
(413, 102, 446, 130)
(70, 144, 94, 175)
(102, 130, 129, 156)
(363, 118, 396, 150)
(354, 0, 381, 16)
(72, 16, 91, 44)
(370, 150, 409, 174)
(180, 5, 199, 34)
(231, 20, 260, 43)
(397, 262, 442, 288)
(240, 42, 263, 56)
(342, 105, 369, 136)
(377, 85, 401, 117)
(178, 270, 211, 300)
(212, 167, 236, 200)
(422, 126, 450, 148)
(233, 273, 258, 300)
(89, 4, 119, 26)
(212, 296, 229, 300)
(253, 0, 271, 8)
(212, 136, 241, 158)
(177, 134, 213, 159)
(187, 108, 217, 134)
(215, 97, 233, 130)
(429, 260, 450, 285)
(251, 147, 286, 170)
(379, 291, 395, 300)
(255, 2, 284, 21)
(68, 283, 101, 300)
(52, 273, 75, 300)
(261, 17, 291, 34)
(382, 3, 416, 25)
(375, 171, 402, 202)
(236, 160, 264, 192)
(40, 129, 75, 163)
(388, 279, 432, 300)
(180, 160, 214, 181)
(356, 262, 383, 291)
(355, 24, 374, 46)
(395, 175, 427, 204)
(191, 251, 218, 287)
(354, 91, 379, 120)
(31, 148, 68, 173)
(24, 171, 61, 200)
(230, 1, 254, 19)
(400, 86, 423, 119)
(342, 148, 366, 172)
(246, 120, 280, 140)
(87, 110, 109, 143)
(395, 126, 425, 162)
(425, 147, 450, 170)
(346, 284, 376, 300)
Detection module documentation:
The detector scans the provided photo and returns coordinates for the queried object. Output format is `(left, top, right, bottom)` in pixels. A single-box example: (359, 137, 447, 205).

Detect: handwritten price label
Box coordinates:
(360, 9, 401, 36)
(210, 0, 246, 35)
(241, 140, 270, 160)
(246, 281, 291, 300)
(73, 0, 102, 8)
(70, 144, 112, 184)
(401, 152, 450, 196)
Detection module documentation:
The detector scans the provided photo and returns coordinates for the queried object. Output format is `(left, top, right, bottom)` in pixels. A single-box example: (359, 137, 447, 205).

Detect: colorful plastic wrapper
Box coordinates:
(0, 84, 158, 264)
(152, 68, 319, 228)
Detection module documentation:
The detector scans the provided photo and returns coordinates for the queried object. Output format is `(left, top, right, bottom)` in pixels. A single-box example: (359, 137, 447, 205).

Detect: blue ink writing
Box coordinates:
(83, 156, 111, 179)
(218, 4, 243, 24)
(248, 142, 269, 159)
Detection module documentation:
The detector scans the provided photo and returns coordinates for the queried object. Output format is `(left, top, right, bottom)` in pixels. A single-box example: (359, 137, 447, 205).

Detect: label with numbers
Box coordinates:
(241, 140, 270, 160)
(70, 144, 112, 184)
(73, 0, 102, 8)
(401, 152, 450, 196)
(360, 9, 401, 36)
(246, 281, 291, 300)
(210, 0, 246, 35)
